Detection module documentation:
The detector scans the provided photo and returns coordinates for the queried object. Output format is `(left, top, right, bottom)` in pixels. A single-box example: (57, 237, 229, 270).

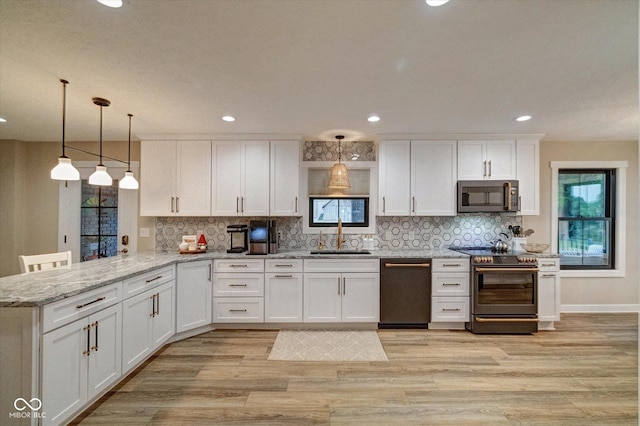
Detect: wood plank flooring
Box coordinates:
(72, 313, 638, 425)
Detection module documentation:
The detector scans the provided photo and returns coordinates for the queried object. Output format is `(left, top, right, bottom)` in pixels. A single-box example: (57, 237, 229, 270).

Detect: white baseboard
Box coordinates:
(561, 304, 639, 313)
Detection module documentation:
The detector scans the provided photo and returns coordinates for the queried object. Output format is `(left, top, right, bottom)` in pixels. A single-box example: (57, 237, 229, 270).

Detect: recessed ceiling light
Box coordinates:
(0, 117, 6, 123)
(222, 115, 236, 122)
(515, 115, 532, 122)
(368, 115, 380, 123)
(96, 0, 123, 8)
(426, 0, 450, 6)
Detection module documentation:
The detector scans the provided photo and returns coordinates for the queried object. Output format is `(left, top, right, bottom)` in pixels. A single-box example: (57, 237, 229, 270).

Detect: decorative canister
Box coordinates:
(512, 237, 527, 253)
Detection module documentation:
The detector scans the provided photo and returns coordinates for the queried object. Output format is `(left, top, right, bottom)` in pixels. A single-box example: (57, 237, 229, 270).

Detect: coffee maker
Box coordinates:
(226, 224, 248, 253)
(249, 220, 278, 254)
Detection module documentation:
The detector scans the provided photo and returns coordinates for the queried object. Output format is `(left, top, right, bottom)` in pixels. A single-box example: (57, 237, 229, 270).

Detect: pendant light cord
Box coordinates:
(127, 113, 133, 171)
(60, 79, 69, 158)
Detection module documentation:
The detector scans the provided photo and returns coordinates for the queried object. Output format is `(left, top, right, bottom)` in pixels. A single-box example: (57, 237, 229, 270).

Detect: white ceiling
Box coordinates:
(0, 0, 637, 143)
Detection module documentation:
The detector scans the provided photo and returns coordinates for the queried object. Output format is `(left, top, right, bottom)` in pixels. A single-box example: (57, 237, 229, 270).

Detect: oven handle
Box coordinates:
(476, 317, 540, 323)
(504, 181, 512, 210)
(475, 267, 539, 273)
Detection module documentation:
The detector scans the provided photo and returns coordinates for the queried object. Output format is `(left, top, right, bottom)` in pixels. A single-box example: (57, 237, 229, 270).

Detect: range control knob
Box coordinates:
(517, 256, 536, 263)
(474, 256, 493, 263)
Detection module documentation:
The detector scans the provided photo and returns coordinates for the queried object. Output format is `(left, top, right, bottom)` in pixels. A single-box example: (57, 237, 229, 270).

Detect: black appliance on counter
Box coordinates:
(451, 247, 538, 334)
(226, 224, 248, 253)
(249, 220, 278, 255)
(458, 180, 519, 213)
(379, 258, 431, 328)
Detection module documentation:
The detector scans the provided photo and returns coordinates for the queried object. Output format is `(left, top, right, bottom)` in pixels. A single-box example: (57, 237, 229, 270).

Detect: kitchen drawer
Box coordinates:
(537, 257, 560, 271)
(432, 258, 469, 272)
(123, 265, 175, 299)
(214, 259, 264, 273)
(431, 297, 470, 322)
(214, 273, 264, 297)
(266, 259, 303, 273)
(304, 258, 379, 273)
(432, 272, 470, 296)
(43, 281, 122, 333)
(213, 297, 264, 322)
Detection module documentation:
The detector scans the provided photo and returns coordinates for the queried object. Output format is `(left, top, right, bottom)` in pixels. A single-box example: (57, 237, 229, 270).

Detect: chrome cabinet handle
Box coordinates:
(542, 274, 556, 278)
(442, 263, 462, 267)
(412, 196, 415, 213)
(483, 161, 487, 177)
(208, 264, 212, 281)
(295, 196, 298, 213)
(488, 160, 492, 177)
(241, 196, 244, 213)
(230, 264, 248, 268)
(338, 277, 341, 295)
(274, 275, 294, 278)
(229, 284, 248, 287)
(229, 309, 247, 313)
(442, 308, 461, 312)
(236, 196, 239, 213)
(171, 196, 175, 213)
(442, 283, 461, 286)
(176, 197, 180, 213)
(382, 196, 386, 213)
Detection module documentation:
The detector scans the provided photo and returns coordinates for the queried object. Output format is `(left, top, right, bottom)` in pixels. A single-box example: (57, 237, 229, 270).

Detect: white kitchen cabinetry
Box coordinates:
(176, 260, 213, 333)
(41, 303, 122, 426)
(516, 139, 540, 215)
(265, 259, 303, 322)
(379, 140, 457, 216)
(457, 140, 516, 180)
(140, 140, 212, 216)
(537, 257, 561, 330)
(212, 140, 270, 216)
(122, 276, 175, 374)
(213, 259, 265, 322)
(430, 258, 470, 325)
(303, 259, 379, 323)
(270, 140, 300, 216)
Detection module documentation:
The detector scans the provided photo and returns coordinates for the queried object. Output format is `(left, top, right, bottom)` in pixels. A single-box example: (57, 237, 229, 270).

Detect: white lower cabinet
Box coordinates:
(265, 259, 303, 322)
(431, 258, 470, 324)
(41, 303, 122, 426)
(122, 281, 175, 374)
(213, 259, 265, 323)
(537, 257, 561, 330)
(303, 259, 380, 323)
(176, 260, 213, 333)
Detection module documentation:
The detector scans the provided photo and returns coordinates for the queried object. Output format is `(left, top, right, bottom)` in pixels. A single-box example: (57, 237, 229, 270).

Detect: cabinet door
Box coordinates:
(378, 140, 411, 216)
(177, 261, 212, 333)
(152, 282, 176, 348)
(341, 273, 380, 322)
(485, 140, 516, 180)
(177, 140, 212, 216)
(42, 320, 88, 426)
(411, 140, 457, 216)
(212, 141, 243, 215)
(87, 304, 122, 400)
(457, 140, 487, 180)
(303, 273, 341, 322)
(242, 141, 270, 216)
(140, 140, 177, 216)
(270, 140, 300, 216)
(265, 273, 303, 322)
(121, 290, 153, 374)
(516, 139, 540, 215)
(538, 273, 560, 322)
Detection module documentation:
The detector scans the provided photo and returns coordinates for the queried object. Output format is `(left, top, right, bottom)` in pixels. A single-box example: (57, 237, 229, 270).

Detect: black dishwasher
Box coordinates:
(379, 258, 432, 328)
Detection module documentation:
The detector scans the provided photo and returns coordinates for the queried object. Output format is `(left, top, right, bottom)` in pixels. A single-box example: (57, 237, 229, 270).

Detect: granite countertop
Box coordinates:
(0, 249, 468, 307)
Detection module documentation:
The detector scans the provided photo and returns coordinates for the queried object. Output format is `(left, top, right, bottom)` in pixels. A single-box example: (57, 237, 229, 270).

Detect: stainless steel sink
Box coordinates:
(309, 250, 371, 255)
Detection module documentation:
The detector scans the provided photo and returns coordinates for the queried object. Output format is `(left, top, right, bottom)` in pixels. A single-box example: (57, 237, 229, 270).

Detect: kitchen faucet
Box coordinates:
(336, 218, 345, 250)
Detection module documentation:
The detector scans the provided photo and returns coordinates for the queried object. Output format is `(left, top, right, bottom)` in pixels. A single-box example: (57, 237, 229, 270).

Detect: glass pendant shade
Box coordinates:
(51, 157, 80, 180)
(88, 165, 113, 186)
(328, 163, 351, 189)
(119, 171, 139, 189)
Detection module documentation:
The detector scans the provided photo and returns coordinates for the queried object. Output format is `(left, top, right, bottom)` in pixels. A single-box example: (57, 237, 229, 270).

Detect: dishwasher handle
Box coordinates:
(384, 262, 430, 268)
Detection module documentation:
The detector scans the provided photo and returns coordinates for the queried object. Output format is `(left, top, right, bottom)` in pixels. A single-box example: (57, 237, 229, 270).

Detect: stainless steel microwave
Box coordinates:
(457, 180, 519, 213)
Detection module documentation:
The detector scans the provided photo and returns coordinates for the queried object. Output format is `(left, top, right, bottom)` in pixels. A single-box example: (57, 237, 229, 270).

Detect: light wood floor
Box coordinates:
(72, 313, 638, 425)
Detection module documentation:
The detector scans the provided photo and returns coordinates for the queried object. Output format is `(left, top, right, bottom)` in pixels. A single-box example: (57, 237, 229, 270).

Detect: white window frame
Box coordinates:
(550, 161, 627, 278)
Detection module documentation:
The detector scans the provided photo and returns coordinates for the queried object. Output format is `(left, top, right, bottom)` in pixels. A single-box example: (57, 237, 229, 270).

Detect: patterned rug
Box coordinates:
(268, 330, 388, 361)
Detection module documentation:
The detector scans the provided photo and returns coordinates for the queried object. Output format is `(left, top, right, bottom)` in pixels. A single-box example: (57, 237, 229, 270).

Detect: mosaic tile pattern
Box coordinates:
(268, 330, 388, 361)
(155, 214, 523, 252)
(303, 140, 376, 162)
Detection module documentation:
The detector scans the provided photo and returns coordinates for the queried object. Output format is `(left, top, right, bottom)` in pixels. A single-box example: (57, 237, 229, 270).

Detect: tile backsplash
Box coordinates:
(155, 214, 523, 252)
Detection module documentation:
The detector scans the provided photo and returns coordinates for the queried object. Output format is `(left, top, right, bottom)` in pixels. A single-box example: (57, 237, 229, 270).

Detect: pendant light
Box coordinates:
(119, 113, 139, 189)
(88, 97, 113, 186)
(50, 79, 80, 181)
(328, 135, 351, 190)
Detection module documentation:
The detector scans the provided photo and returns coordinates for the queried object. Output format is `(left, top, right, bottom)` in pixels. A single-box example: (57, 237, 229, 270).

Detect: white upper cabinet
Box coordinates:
(140, 140, 212, 216)
(379, 140, 457, 216)
(457, 140, 516, 180)
(270, 140, 300, 216)
(212, 140, 270, 216)
(516, 139, 540, 215)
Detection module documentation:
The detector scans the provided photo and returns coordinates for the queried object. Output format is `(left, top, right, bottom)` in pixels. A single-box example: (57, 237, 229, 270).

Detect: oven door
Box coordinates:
(473, 266, 538, 315)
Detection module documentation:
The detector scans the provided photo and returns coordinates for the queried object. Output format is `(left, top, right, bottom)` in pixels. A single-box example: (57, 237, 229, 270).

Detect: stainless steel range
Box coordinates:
(452, 247, 539, 334)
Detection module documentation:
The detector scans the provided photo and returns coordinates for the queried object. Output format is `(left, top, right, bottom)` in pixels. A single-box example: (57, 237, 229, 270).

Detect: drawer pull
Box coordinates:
(146, 275, 163, 283)
(442, 283, 461, 286)
(274, 264, 294, 268)
(442, 308, 461, 312)
(76, 296, 106, 309)
(541, 263, 556, 267)
(442, 263, 462, 267)
(230, 264, 248, 268)
(476, 317, 539, 323)
(542, 274, 556, 278)
(229, 284, 248, 287)
(229, 309, 247, 313)
(274, 275, 294, 278)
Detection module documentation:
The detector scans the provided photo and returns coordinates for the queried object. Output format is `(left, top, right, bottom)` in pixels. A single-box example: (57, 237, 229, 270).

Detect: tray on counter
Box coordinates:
(178, 249, 207, 254)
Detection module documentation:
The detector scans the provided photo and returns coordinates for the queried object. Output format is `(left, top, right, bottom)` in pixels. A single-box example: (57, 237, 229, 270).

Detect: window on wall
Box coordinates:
(309, 197, 369, 227)
(557, 169, 615, 270)
(81, 180, 119, 261)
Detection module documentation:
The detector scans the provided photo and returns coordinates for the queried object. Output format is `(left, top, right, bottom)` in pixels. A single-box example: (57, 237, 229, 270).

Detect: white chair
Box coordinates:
(19, 251, 72, 274)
